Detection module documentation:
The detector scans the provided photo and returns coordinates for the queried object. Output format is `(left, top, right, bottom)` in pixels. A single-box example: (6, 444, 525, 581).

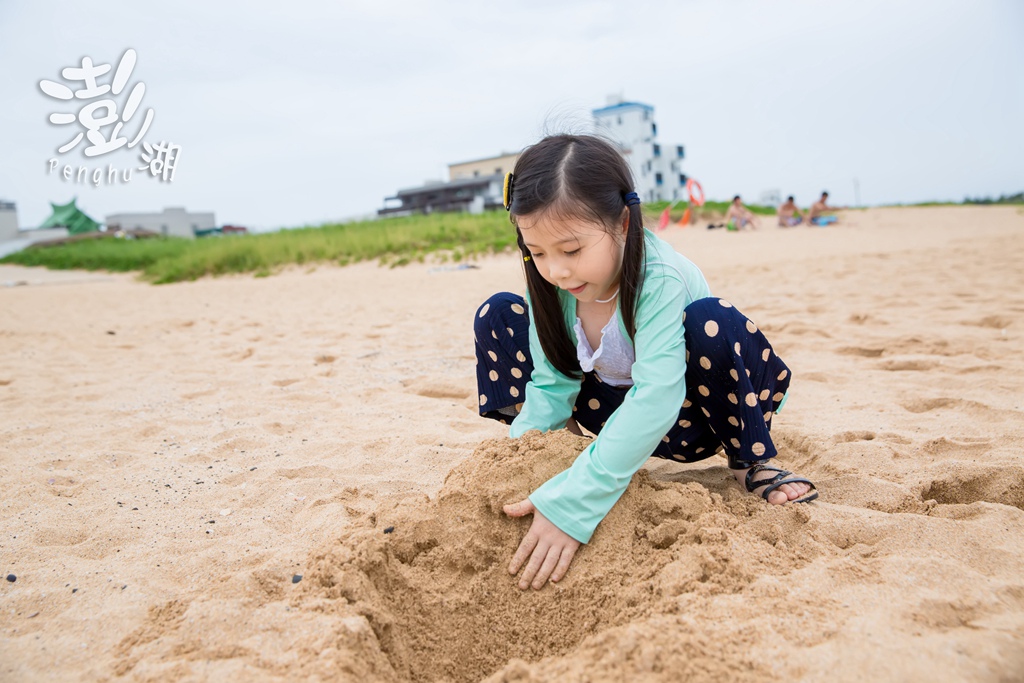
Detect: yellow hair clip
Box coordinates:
(503, 172, 514, 211)
(523, 255, 531, 262)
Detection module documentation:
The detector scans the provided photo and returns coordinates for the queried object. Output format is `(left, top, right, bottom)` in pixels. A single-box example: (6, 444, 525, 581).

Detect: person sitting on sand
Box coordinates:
(778, 196, 803, 227)
(807, 191, 839, 226)
(724, 195, 759, 230)
(473, 134, 817, 591)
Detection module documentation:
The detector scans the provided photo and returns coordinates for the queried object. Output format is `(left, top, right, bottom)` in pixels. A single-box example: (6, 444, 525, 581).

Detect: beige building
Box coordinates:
(105, 207, 215, 239)
(448, 153, 519, 182)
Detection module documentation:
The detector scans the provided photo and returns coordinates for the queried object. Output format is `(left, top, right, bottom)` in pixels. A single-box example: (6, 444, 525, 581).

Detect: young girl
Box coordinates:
(473, 134, 817, 591)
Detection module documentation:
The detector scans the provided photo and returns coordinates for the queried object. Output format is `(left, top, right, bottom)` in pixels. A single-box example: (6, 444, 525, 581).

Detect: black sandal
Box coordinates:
(744, 464, 818, 504)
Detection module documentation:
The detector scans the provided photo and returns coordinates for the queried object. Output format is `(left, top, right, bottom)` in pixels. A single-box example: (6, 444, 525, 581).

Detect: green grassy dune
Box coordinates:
(2, 211, 520, 284)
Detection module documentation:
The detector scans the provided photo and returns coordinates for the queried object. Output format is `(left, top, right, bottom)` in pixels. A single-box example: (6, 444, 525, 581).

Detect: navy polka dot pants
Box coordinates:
(473, 293, 792, 469)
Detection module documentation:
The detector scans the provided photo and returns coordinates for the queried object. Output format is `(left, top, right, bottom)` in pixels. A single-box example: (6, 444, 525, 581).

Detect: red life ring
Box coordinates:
(686, 178, 705, 207)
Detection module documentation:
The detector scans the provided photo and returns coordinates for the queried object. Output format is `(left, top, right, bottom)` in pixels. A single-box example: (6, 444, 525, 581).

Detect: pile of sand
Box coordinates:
(298, 430, 822, 682)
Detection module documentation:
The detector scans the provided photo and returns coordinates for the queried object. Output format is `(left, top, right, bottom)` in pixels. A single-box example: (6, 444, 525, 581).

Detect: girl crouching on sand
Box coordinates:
(473, 134, 817, 591)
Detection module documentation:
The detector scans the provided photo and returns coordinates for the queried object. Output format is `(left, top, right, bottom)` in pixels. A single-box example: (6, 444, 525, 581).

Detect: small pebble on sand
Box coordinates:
(6, 574, 15, 582)
(292, 574, 302, 584)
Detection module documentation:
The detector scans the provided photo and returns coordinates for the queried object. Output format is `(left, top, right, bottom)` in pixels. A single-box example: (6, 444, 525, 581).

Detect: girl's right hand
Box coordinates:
(504, 499, 581, 590)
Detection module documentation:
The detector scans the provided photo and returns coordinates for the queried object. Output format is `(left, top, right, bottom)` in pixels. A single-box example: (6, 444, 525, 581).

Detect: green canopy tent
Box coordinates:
(38, 198, 100, 235)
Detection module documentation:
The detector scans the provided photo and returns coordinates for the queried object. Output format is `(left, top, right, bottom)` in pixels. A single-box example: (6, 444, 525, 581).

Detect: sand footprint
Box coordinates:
(401, 376, 471, 400)
(921, 464, 1024, 510)
(900, 397, 960, 414)
(962, 315, 1013, 329)
(831, 430, 877, 444)
(836, 346, 885, 358)
(918, 436, 993, 458)
(876, 359, 935, 372)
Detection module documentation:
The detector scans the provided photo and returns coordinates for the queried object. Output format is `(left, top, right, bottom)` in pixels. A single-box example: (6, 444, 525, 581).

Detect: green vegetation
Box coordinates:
(2, 237, 193, 274)
(1, 211, 520, 284)
(892, 191, 1023, 208)
(644, 199, 777, 224)
(964, 191, 1024, 205)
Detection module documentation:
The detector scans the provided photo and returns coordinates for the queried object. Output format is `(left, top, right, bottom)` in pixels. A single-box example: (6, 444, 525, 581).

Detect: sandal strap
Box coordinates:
(745, 465, 818, 503)
(744, 464, 790, 493)
(792, 489, 819, 504)
(729, 455, 770, 470)
(760, 476, 816, 502)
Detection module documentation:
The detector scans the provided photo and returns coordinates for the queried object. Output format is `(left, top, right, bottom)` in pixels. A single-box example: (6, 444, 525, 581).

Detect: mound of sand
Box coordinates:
(294, 430, 812, 681)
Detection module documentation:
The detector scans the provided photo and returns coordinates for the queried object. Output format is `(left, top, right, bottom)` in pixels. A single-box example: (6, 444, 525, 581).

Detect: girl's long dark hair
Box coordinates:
(510, 134, 646, 379)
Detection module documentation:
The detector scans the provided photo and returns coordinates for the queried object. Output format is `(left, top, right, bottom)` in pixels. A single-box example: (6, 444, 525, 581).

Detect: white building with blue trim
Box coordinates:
(593, 98, 686, 204)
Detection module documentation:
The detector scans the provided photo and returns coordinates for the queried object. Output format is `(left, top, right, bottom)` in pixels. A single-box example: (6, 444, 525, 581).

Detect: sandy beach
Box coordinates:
(2, 205, 1023, 682)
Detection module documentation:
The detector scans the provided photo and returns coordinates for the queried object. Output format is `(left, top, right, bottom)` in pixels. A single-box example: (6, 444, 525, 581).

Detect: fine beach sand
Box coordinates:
(2, 205, 1023, 682)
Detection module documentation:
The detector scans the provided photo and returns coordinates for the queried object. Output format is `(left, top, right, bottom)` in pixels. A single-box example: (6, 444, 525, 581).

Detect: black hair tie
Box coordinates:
(624, 192, 640, 207)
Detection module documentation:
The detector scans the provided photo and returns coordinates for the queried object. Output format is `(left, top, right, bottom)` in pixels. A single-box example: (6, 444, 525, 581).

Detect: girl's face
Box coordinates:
(518, 210, 627, 303)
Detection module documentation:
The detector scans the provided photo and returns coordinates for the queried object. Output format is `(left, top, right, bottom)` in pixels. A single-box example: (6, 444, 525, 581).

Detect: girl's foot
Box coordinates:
(732, 464, 816, 505)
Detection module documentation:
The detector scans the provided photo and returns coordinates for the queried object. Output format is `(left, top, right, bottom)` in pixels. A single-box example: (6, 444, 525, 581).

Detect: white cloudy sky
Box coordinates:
(1, 0, 1021, 231)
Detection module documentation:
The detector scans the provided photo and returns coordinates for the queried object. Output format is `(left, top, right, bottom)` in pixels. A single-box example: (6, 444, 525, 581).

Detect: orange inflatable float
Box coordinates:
(686, 178, 705, 207)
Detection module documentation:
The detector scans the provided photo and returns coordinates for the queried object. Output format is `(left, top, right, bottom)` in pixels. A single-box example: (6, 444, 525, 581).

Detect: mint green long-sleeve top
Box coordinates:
(509, 229, 712, 543)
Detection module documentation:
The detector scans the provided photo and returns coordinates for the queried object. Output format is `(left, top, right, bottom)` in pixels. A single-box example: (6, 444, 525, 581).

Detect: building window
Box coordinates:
(473, 170, 479, 177)
(679, 174, 687, 185)
(676, 145, 684, 159)
(655, 172, 663, 186)
(651, 122, 657, 136)
(495, 167, 502, 174)
(653, 144, 661, 157)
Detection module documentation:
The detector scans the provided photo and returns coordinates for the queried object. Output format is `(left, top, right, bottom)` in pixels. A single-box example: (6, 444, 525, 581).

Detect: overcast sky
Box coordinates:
(1, 0, 1021, 231)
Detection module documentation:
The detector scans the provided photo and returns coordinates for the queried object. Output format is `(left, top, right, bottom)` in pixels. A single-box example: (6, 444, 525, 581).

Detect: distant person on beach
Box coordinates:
(807, 191, 840, 226)
(778, 196, 803, 226)
(473, 134, 817, 591)
(724, 195, 759, 230)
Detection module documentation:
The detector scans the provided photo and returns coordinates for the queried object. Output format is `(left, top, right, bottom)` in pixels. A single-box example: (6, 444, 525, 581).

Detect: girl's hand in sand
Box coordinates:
(504, 499, 581, 590)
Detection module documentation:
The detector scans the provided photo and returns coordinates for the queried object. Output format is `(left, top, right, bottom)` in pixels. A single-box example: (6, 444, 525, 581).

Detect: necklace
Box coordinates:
(595, 288, 619, 304)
